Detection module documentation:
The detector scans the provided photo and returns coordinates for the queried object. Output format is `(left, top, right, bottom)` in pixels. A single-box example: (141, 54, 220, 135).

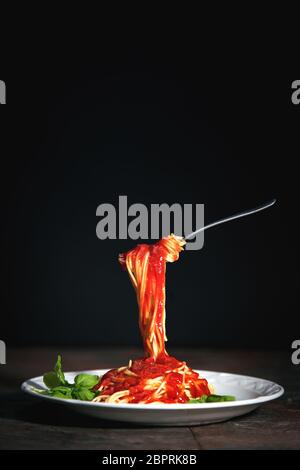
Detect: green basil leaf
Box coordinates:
(72, 388, 96, 401)
(74, 374, 99, 389)
(188, 394, 235, 404)
(54, 354, 68, 385)
(50, 386, 73, 399)
(206, 394, 236, 402)
(220, 395, 236, 402)
(41, 355, 100, 401)
(188, 395, 208, 404)
(50, 391, 72, 399)
(31, 387, 50, 395)
(43, 371, 62, 389)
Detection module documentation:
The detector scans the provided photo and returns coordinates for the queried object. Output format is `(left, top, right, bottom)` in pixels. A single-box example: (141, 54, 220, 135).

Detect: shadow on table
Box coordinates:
(0, 391, 144, 429)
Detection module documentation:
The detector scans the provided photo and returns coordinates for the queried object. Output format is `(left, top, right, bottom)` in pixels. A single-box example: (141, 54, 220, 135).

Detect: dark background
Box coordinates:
(0, 44, 298, 350)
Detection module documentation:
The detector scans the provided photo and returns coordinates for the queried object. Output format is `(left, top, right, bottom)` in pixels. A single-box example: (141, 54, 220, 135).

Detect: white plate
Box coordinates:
(21, 369, 284, 426)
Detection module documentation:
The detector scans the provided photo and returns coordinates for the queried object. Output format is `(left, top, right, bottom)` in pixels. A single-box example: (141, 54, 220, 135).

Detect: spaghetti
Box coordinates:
(93, 235, 212, 404)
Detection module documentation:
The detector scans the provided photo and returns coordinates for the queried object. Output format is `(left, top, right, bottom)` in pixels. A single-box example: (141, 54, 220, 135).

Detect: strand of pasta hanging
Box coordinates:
(119, 234, 185, 359)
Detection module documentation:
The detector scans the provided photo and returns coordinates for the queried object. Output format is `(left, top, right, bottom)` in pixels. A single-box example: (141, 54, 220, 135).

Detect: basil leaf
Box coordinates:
(42, 355, 99, 402)
(31, 387, 50, 395)
(188, 395, 208, 404)
(49, 386, 73, 399)
(222, 395, 235, 401)
(72, 388, 96, 401)
(206, 394, 236, 402)
(74, 374, 99, 389)
(43, 371, 62, 389)
(54, 354, 68, 385)
(188, 394, 235, 404)
(50, 391, 71, 399)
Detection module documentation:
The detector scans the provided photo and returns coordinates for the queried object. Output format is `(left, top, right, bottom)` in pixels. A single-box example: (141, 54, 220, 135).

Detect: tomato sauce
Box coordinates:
(95, 354, 211, 403)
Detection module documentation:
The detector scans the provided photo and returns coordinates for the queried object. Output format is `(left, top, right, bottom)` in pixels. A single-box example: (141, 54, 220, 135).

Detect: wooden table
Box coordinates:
(0, 348, 299, 450)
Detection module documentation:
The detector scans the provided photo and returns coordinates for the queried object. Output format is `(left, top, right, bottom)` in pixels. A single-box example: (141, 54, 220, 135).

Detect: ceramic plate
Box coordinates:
(21, 369, 284, 426)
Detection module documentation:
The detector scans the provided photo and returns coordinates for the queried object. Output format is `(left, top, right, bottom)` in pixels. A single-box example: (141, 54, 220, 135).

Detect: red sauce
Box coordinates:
(119, 240, 175, 358)
(95, 354, 211, 404)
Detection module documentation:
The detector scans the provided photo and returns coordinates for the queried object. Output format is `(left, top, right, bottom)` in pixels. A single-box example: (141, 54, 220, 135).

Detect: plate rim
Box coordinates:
(21, 368, 284, 410)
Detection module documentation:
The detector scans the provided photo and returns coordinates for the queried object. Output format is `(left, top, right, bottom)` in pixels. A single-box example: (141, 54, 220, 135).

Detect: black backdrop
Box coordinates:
(0, 45, 298, 349)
